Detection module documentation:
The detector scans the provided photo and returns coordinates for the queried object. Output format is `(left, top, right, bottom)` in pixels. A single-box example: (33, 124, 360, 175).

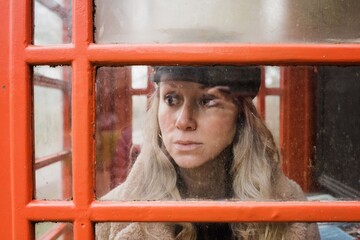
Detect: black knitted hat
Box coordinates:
(152, 66, 261, 98)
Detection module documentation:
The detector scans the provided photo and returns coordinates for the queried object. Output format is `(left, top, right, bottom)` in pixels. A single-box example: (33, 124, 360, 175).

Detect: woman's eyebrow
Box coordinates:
(206, 86, 232, 95)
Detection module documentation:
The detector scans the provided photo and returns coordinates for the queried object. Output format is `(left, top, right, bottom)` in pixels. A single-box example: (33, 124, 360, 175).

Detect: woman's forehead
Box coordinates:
(159, 80, 218, 91)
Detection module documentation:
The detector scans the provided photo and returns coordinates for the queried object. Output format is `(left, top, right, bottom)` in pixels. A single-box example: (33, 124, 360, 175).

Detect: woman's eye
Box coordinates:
(200, 96, 217, 107)
(164, 94, 179, 106)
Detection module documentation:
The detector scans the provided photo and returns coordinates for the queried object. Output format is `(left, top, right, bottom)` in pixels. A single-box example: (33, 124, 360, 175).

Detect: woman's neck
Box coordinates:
(176, 147, 233, 199)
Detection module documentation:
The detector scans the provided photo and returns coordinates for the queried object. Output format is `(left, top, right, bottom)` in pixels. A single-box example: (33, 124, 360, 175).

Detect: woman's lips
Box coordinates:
(173, 141, 202, 151)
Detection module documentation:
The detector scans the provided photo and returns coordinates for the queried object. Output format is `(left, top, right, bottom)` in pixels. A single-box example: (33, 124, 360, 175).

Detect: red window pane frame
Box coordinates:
(1, 0, 360, 239)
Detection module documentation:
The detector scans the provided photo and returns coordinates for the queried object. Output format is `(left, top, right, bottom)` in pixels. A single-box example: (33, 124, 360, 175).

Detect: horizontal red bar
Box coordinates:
(25, 45, 75, 64)
(88, 44, 360, 65)
(26, 200, 360, 222)
(25, 44, 360, 65)
(26, 201, 75, 221)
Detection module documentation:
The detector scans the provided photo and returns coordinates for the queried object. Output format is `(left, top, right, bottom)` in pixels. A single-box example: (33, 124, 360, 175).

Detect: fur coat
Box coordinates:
(96, 158, 320, 240)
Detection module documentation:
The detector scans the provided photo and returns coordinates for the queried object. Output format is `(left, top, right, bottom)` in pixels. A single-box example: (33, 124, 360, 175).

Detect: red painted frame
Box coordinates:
(0, 0, 12, 238)
(2, 0, 360, 239)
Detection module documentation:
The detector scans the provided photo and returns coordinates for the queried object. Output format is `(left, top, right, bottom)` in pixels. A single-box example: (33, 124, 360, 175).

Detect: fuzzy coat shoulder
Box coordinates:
(96, 166, 320, 240)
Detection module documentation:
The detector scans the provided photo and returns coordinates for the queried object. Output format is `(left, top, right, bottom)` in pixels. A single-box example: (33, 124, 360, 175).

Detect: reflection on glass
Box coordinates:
(35, 222, 73, 240)
(265, 66, 280, 88)
(94, 0, 360, 43)
(34, 0, 72, 45)
(131, 66, 148, 89)
(33, 65, 72, 200)
(132, 95, 147, 145)
(95, 65, 360, 203)
(96, 67, 143, 196)
(95, 67, 149, 195)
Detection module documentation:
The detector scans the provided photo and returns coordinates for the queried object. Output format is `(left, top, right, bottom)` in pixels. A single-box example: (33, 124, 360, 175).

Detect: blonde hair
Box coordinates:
(121, 89, 286, 239)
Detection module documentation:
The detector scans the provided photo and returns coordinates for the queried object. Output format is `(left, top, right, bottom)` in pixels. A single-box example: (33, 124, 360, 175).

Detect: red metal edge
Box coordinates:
(25, 43, 360, 65)
(25, 200, 360, 223)
(10, 0, 34, 239)
(26, 201, 76, 221)
(87, 44, 360, 65)
(72, 0, 94, 239)
(25, 45, 75, 64)
(89, 200, 360, 223)
(91, 201, 360, 222)
(0, 0, 12, 238)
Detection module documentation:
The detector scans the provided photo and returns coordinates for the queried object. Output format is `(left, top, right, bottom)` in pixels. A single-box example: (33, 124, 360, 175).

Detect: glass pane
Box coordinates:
(35, 161, 65, 199)
(316, 66, 360, 200)
(95, 65, 360, 201)
(33, 65, 72, 200)
(131, 66, 148, 89)
(96, 67, 138, 196)
(35, 222, 73, 240)
(94, 0, 360, 44)
(132, 95, 147, 145)
(96, 222, 360, 239)
(34, 0, 72, 45)
(265, 66, 280, 88)
(265, 96, 280, 146)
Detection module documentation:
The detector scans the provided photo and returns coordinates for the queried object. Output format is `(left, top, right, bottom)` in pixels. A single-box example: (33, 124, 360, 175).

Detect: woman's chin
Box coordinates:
(172, 156, 210, 169)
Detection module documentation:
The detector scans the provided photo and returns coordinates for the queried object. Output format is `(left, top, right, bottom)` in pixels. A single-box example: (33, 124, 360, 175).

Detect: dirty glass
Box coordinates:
(34, 0, 72, 45)
(94, 0, 360, 44)
(33, 65, 72, 200)
(95, 222, 360, 239)
(265, 96, 280, 146)
(35, 222, 73, 239)
(95, 65, 360, 201)
(95, 66, 147, 196)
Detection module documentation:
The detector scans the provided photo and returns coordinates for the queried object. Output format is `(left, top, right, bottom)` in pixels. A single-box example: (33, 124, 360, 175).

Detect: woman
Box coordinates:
(96, 66, 320, 240)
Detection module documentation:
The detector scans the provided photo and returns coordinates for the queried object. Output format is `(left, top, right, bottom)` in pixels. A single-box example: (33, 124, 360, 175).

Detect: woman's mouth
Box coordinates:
(173, 141, 202, 151)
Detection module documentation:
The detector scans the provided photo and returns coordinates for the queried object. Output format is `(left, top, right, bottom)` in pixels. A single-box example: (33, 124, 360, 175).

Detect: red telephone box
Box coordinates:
(1, 0, 360, 239)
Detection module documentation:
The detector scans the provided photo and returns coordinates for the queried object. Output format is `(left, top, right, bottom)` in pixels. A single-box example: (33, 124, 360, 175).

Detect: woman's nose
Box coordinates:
(175, 104, 197, 131)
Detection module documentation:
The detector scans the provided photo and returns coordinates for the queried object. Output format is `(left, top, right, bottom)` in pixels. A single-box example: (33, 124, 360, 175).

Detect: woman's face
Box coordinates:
(158, 80, 239, 169)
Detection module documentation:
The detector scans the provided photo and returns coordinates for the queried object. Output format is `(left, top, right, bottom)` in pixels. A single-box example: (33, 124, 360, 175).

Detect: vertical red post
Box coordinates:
(256, 66, 266, 119)
(72, 0, 94, 238)
(0, 0, 12, 239)
(10, 0, 34, 239)
(281, 66, 317, 192)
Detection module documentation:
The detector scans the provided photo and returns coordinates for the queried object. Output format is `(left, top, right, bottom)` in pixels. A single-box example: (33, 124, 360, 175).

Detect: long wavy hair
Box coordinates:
(120, 88, 287, 239)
